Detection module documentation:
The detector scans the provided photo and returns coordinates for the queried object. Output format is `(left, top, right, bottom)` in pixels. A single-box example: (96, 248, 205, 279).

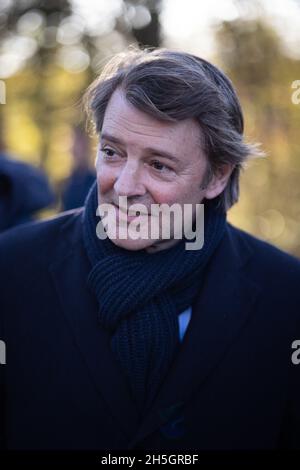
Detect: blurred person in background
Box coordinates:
(0, 48, 299, 453)
(61, 125, 96, 211)
(0, 125, 55, 232)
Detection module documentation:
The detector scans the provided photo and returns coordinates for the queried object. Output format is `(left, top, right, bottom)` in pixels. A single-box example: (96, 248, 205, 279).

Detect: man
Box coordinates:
(61, 126, 96, 211)
(0, 118, 54, 232)
(0, 48, 300, 451)
(0, 152, 54, 232)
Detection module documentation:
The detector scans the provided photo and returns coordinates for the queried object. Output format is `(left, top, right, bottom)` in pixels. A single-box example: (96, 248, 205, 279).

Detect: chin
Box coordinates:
(107, 234, 181, 253)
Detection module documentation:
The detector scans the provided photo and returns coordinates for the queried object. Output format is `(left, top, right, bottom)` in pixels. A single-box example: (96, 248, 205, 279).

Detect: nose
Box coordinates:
(113, 162, 146, 198)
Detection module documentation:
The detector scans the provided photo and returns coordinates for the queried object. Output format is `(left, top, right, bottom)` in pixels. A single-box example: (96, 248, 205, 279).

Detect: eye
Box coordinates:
(151, 160, 171, 172)
(100, 147, 116, 158)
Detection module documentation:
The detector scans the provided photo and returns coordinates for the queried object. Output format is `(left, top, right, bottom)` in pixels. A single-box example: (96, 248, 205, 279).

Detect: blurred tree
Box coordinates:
(0, 0, 162, 181)
(123, 0, 162, 47)
(216, 19, 300, 256)
(0, 0, 72, 169)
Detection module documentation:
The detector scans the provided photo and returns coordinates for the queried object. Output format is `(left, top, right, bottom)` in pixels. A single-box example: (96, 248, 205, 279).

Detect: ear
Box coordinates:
(203, 164, 234, 200)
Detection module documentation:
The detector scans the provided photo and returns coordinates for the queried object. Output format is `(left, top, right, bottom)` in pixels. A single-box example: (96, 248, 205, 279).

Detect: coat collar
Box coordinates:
(49, 210, 261, 447)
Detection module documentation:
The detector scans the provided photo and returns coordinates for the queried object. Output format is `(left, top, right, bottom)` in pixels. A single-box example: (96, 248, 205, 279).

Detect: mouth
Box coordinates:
(112, 203, 145, 222)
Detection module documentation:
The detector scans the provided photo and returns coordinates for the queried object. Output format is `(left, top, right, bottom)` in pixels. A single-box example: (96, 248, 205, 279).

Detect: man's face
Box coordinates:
(95, 89, 225, 252)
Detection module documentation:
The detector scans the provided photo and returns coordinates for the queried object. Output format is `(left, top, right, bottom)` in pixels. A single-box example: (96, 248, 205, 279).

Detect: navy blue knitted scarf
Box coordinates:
(82, 182, 226, 417)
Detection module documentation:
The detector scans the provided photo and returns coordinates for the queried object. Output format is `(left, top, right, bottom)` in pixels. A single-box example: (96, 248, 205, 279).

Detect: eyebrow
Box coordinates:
(100, 132, 181, 165)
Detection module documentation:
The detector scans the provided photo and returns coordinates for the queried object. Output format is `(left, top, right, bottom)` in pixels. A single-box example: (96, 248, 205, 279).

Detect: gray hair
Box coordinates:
(84, 47, 262, 211)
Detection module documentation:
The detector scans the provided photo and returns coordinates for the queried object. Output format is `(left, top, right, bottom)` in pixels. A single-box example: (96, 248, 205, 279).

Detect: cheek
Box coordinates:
(150, 180, 202, 206)
(96, 166, 116, 195)
(149, 185, 183, 205)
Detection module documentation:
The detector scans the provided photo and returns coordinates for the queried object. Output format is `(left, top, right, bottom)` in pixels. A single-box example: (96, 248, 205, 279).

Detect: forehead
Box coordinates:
(101, 89, 202, 150)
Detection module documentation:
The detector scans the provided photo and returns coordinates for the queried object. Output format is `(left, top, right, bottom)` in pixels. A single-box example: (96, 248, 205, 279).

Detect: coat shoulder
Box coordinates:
(0, 208, 83, 269)
(228, 223, 300, 283)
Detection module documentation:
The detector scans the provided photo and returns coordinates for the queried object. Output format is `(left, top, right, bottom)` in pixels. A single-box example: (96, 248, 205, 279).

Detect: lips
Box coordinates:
(113, 203, 148, 217)
(112, 204, 142, 222)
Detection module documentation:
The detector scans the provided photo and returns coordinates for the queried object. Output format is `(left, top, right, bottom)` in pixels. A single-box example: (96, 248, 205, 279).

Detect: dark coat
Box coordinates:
(0, 209, 300, 450)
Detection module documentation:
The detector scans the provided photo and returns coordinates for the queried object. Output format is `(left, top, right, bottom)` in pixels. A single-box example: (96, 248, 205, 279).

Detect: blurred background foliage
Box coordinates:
(0, 0, 300, 255)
